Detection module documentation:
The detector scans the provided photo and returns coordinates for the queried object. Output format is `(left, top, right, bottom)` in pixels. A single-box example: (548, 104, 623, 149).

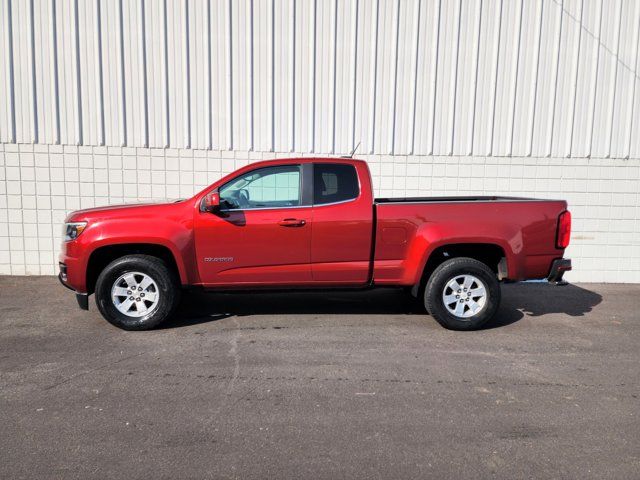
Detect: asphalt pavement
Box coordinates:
(1, 276, 638, 479)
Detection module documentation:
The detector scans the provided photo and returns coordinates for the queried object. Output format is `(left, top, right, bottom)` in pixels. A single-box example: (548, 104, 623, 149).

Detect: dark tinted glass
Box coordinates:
(313, 164, 359, 205)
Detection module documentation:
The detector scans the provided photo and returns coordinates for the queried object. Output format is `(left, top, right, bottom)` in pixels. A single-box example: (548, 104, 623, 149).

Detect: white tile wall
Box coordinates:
(2, 0, 639, 282)
(1, 143, 639, 282)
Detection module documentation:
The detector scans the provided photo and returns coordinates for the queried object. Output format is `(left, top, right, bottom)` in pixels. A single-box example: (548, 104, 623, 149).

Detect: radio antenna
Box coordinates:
(342, 141, 361, 159)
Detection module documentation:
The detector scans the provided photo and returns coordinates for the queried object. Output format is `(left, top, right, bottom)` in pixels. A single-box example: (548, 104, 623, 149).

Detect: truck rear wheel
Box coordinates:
(95, 254, 180, 330)
(424, 257, 500, 330)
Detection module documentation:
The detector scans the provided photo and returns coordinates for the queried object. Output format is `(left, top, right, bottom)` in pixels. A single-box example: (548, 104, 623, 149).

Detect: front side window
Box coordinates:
(219, 165, 301, 210)
(313, 164, 359, 205)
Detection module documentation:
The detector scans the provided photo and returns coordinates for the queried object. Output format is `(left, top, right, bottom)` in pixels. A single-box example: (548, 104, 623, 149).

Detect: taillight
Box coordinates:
(556, 210, 571, 249)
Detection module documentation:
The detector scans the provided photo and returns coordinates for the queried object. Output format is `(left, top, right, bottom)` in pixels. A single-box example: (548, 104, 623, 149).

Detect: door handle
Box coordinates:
(278, 218, 306, 227)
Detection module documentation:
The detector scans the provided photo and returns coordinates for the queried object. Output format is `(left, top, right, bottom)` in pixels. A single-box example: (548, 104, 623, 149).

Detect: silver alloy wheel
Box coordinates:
(111, 271, 160, 318)
(442, 274, 487, 319)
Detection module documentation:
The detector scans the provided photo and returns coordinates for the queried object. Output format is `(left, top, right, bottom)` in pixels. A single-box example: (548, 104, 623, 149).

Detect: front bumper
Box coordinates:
(58, 263, 89, 310)
(547, 258, 572, 283)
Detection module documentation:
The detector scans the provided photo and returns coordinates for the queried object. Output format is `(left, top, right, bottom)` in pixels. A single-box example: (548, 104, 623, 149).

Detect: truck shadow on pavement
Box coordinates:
(163, 282, 603, 330)
(483, 283, 603, 329)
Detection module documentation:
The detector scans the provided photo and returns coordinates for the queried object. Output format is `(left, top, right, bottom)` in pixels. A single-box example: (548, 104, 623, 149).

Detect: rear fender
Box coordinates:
(408, 224, 518, 285)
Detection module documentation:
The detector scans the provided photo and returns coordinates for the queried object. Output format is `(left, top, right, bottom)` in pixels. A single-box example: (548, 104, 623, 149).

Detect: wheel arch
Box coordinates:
(86, 243, 184, 295)
(411, 242, 508, 297)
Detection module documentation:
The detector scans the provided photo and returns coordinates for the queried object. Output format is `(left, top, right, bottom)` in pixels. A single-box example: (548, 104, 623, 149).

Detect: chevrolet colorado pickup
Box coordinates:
(59, 158, 572, 331)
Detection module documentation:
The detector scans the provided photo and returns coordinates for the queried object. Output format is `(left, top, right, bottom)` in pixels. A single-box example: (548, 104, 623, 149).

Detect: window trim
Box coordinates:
(312, 163, 361, 207)
(214, 164, 307, 213)
(219, 204, 312, 212)
(312, 197, 360, 208)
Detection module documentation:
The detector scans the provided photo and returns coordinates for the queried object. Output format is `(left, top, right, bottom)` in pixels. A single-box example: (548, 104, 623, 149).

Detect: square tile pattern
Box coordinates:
(1, 144, 639, 282)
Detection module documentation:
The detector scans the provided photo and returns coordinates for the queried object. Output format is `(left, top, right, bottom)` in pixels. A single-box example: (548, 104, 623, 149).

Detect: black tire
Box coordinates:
(424, 257, 500, 331)
(95, 254, 180, 330)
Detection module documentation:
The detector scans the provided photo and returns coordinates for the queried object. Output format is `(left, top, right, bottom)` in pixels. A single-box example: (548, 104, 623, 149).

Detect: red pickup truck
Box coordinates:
(59, 158, 571, 331)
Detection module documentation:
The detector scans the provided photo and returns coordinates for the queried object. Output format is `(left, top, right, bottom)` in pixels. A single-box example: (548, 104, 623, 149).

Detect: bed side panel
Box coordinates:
(373, 200, 567, 284)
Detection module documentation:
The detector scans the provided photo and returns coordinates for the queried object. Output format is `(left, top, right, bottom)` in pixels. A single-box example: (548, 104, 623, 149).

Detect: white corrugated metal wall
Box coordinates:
(1, 0, 639, 281)
(2, 0, 640, 156)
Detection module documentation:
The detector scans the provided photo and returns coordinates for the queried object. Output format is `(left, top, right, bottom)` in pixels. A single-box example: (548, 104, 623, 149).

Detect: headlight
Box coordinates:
(63, 222, 87, 242)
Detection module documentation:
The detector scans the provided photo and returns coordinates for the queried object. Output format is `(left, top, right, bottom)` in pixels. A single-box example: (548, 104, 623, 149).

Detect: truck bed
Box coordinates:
(373, 196, 568, 284)
(375, 196, 558, 204)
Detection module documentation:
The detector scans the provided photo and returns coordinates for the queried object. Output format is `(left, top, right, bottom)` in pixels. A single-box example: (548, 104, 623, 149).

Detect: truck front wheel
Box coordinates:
(424, 257, 501, 330)
(94, 255, 180, 330)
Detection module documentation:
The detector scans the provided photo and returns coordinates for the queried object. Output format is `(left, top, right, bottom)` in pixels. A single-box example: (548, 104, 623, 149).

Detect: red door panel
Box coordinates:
(310, 162, 374, 284)
(194, 207, 313, 286)
(311, 201, 372, 283)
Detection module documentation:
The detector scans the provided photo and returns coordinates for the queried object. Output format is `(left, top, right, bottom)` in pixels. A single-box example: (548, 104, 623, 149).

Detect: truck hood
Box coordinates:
(65, 199, 186, 222)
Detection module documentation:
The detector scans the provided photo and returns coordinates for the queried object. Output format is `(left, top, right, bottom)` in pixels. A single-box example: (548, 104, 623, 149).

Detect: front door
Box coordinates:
(194, 165, 313, 286)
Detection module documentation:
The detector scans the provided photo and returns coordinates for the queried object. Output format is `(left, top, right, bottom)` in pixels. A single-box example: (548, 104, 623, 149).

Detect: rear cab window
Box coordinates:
(313, 163, 359, 205)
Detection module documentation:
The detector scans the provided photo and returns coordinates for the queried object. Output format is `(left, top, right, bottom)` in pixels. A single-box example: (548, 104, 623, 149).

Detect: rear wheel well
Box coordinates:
(415, 243, 506, 296)
(86, 244, 180, 295)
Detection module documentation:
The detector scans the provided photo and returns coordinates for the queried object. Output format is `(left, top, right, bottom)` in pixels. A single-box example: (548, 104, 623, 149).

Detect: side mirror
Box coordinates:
(203, 192, 220, 213)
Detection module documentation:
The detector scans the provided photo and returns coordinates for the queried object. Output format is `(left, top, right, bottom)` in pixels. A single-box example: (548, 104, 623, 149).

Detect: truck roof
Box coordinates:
(238, 157, 367, 169)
